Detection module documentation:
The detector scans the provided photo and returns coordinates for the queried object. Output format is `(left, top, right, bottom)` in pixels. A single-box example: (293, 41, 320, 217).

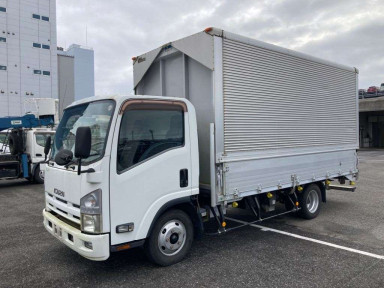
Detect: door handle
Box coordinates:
(180, 169, 188, 188)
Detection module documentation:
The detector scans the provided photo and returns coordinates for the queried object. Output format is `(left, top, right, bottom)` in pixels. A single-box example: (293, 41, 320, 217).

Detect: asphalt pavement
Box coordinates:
(0, 150, 383, 288)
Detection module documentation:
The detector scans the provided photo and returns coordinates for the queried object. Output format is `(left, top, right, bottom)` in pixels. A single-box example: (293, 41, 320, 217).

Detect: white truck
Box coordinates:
(0, 128, 55, 183)
(43, 28, 359, 266)
(0, 98, 57, 183)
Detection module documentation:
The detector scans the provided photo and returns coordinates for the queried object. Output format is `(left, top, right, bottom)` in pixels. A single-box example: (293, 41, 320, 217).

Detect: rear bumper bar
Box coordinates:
(43, 209, 110, 261)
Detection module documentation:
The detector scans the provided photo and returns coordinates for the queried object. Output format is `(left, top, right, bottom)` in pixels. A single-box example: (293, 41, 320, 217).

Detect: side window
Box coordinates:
(35, 134, 52, 147)
(117, 104, 184, 172)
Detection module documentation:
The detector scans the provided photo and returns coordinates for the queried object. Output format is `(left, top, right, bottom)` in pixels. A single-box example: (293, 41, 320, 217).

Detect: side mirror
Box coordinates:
(75, 127, 91, 159)
(75, 127, 91, 175)
(44, 136, 52, 156)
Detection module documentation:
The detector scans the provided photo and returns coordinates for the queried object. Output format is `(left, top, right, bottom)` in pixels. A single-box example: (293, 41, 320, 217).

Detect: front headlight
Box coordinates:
(81, 214, 102, 234)
(80, 189, 102, 234)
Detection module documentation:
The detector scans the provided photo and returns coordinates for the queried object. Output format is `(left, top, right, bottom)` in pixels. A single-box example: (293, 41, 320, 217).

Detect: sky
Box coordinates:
(56, 0, 384, 96)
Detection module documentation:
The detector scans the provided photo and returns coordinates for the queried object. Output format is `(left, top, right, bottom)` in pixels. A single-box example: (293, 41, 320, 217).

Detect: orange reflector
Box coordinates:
(116, 244, 131, 251)
(222, 221, 227, 228)
(295, 202, 299, 207)
(204, 27, 213, 33)
(132, 57, 137, 61)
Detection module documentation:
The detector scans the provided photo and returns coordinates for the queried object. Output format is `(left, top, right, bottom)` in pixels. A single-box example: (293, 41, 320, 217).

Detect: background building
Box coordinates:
(0, 0, 58, 116)
(359, 98, 384, 148)
(57, 44, 94, 117)
(57, 52, 74, 118)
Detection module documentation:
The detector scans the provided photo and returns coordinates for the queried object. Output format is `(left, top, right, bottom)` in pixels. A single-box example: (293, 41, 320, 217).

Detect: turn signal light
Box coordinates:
(295, 202, 299, 207)
(116, 244, 131, 251)
(221, 221, 227, 228)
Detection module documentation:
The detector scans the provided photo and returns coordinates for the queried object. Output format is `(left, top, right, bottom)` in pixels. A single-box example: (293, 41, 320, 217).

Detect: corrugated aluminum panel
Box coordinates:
(222, 38, 358, 154)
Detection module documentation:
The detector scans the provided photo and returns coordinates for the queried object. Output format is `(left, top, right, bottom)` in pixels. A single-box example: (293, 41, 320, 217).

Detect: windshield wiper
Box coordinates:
(63, 153, 99, 169)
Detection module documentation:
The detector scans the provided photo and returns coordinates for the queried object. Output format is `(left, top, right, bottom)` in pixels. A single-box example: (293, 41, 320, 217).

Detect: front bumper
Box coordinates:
(43, 209, 110, 261)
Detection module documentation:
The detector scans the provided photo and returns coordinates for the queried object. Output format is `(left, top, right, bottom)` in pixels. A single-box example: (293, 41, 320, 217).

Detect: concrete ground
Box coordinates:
(0, 150, 383, 288)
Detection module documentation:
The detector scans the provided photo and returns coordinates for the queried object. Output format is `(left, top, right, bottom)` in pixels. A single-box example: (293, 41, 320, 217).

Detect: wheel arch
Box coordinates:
(315, 181, 326, 203)
(31, 163, 39, 176)
(299, 182, 326, 203)
(146, 196, 204, 239)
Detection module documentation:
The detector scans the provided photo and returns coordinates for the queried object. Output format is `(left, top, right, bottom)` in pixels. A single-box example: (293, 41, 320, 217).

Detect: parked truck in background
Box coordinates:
(366, 86, 380, 97)
(42, 28, 359, 266)
(0, 98, 57, 183)
(379, 83, 384, 96)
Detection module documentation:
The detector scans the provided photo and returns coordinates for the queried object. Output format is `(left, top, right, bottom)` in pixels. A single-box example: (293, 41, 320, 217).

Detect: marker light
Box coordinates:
(297, 186, 303, 192)
(204, 27, 213, 33)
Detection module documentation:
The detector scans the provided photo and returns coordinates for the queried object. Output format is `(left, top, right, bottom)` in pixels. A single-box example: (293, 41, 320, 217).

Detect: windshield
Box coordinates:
(52, 100, 115, 164)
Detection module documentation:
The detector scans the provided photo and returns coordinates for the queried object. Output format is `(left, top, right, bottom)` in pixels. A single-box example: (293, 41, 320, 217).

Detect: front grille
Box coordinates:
(49, 210, 81, 230)
(45, 192, 81, 224)
(56, 197, 67, 204)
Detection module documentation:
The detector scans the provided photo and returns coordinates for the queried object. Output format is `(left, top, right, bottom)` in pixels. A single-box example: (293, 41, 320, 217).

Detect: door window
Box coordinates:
(35, 133, 52, 147)
(117, 105, 184, 173)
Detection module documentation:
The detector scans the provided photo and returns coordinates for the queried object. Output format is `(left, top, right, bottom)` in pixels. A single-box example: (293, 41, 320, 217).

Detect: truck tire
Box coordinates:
(145, 209, 194, 266)
(9, 133, 22, 155)
(34, 165, 44, 184)
(298, 184, 321, 219)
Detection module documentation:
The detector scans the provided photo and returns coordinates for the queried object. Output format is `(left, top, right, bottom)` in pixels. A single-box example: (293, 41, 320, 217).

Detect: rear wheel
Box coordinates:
(145, 209, 193, 266)
(34, 165, 44, 184)
(298, 184, 321, 219)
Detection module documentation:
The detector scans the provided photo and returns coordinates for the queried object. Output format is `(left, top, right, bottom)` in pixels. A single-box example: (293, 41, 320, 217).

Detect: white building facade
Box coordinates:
(0, 0, 57, 117)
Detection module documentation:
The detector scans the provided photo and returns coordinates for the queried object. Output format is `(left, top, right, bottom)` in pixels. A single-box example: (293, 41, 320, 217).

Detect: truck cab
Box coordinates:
(43, 95, 200, 265)
(0, 127, 54, 183)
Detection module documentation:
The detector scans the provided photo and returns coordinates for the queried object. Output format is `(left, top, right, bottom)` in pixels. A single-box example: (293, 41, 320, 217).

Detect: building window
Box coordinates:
(42, 44, 50, 50)
(0, 65, 6, 71)
(0, 37, 5, 43)
(33, 43, 41, 48)
(43, 71, 50, 76)
(32, 14, 40, 19)
(33, 70, 41, 75)
(0, 7, 6, 12)
(41, 16, 49, 21)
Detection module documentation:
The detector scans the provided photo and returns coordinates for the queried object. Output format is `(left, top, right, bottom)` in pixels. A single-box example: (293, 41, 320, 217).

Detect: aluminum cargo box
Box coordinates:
(133, 28, 358, 206)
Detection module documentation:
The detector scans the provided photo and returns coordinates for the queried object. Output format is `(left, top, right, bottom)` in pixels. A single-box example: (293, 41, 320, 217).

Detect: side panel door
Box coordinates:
(109, 101, 192, 245)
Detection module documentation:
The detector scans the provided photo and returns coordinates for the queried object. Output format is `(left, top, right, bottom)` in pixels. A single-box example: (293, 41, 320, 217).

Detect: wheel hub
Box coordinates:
(158, 220, 186, 256)
(306, 189, 319, 213)
(170, 233, 179, 244)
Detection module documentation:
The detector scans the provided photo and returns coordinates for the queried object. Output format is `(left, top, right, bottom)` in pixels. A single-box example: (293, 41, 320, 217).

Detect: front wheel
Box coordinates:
(298, 184, 321, 219)
(145, 209, 194, 266)
(34, 165, 44, 184)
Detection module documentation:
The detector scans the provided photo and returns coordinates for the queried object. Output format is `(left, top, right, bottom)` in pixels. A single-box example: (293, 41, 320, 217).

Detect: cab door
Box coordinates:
(109, 100, 192, 245)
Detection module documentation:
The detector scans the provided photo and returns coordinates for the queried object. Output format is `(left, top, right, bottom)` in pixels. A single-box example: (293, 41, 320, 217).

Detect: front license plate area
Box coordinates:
(54, 224, 62, 238)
